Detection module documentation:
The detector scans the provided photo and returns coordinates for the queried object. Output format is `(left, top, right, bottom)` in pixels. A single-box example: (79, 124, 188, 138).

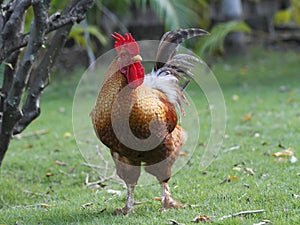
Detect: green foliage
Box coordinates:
(49, 0, 69, 14)
(0, 64, 4, 87)
(135, 0, 200, 30)
(273, 9, 292, 26)
(197, 20, 251, 57)
(194, 0, 211, 29)
(68, 24, 108, 48)
(291, 0, 300, 27)
(23, 0, 108, 52)
(24, 1, 69, 33)
(272, 0, 300, 27)
(24, 6, 34, 33)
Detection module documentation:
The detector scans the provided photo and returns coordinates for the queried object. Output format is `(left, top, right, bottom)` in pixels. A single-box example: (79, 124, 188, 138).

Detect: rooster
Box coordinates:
(91, 28, 208, 215)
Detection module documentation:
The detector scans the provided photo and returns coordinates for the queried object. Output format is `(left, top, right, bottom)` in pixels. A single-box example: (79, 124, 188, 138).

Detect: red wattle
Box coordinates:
(126, 62, 144, 89)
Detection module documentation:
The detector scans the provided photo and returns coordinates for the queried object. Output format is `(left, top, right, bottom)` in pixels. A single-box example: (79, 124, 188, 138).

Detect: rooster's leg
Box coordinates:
(115, 183, 135, 215)
(112, 152, 141, 215)
(161, 181, 182, 209)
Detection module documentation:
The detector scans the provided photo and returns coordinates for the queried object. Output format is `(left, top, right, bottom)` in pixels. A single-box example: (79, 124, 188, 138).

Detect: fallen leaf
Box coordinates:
(232, 166, 242, 171)
(54, 160, 68, 166)
(180, 152, 189, 157)
(40, 203, 49, 208)
(252, 219, 271, 225)
(169, 219, 185, 225)
(232, 94, 240, 101)
(271, 147, 294, 157)
(243, 113, 252, 122)
(23, 144, 34, 149)
(244, 167, 255, 175)
(271, 147, 297, 163)
(220, 175, 238, 184)
(63, 132, 72, 138)
(239, 67, 248, 75)
(233, 162, 246, 167)
(275, 157, 288, 163)
(81, 202, 93, 208)
(292, 194, 299, 199)
(243, 183, 250, 188)
(154, 197, 162, 201)
(107, 189, 121, 196)
(253, 132, 260, 138)
(191, 215, 213, 223)
(45, 172, 53, 177)
(133, 201, 144, 205)
(224, 145, 240, 152)
(232, 161, 245, 171)
(286, 98, 295, 104)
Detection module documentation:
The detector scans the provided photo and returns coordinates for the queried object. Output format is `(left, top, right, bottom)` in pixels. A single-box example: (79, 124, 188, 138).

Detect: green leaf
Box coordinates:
(3, 62, 14, 70)
(291, 0, 300, 27)
(135, 0, 200, 30)
(0, 63, 4, 87)
(197, 21, 251, 57)
(273, 9, 292, 26)
(86, 26, 108, 46)
(68, 25, 108, 48)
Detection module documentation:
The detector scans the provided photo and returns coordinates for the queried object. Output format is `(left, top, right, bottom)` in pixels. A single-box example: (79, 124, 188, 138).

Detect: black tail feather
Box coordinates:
(154, 28, 208, 71)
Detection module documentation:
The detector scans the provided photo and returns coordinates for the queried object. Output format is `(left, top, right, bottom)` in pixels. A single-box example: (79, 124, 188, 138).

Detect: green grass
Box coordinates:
(1, 47, 300, 224)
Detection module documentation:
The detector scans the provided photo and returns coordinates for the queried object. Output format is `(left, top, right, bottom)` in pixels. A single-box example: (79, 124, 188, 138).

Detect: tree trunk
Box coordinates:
(0, 0, 95, 167)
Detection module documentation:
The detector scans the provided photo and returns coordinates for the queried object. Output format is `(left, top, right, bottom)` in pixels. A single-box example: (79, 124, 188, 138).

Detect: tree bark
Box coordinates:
(13, 24, 73, 134)
(0, 0, 95, 166)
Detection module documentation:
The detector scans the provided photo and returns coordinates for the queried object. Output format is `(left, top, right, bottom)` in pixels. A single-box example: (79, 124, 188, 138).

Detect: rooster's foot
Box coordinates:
(114, 206, 133, 216)
(162, 197, 183, 210)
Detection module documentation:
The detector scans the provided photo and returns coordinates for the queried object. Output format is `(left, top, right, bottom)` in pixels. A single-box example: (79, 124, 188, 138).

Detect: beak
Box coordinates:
(132, 54, 142, 62)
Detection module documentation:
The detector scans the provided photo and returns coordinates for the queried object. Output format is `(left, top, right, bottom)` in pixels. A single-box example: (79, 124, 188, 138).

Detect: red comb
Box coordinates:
(111, 32, 140, 55)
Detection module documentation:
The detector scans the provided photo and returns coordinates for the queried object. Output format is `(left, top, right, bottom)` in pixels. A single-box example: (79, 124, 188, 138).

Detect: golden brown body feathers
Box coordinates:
(91, 58, 184, 169)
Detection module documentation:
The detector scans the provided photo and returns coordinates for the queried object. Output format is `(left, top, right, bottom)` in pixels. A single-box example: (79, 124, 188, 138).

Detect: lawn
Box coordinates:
(0, 47, 299, 224)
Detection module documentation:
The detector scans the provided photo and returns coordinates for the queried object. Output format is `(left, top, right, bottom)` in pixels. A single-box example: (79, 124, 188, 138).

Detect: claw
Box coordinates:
(114, 206, 133, 216)
(160, 182, 183, 210)
(162, 197, 183, 209)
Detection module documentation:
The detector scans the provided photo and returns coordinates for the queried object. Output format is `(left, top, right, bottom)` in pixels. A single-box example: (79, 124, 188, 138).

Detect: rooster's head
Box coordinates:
(112, 32, 144, 89)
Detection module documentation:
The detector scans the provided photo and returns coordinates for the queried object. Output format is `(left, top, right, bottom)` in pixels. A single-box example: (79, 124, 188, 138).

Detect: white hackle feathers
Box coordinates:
(144, 54, 201, 115)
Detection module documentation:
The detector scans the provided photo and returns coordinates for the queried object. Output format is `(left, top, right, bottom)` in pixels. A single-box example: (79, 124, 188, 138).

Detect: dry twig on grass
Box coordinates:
(85, 173, 118, 188)
(218, 209, 265, 221)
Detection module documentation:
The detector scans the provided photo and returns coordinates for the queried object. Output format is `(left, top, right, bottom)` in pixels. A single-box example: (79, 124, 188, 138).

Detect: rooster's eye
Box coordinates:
(119, 52, 126, 59)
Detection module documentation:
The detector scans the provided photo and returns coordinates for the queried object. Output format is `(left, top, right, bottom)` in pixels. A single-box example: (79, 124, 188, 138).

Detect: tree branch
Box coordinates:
(0, 0, 50, 165)
(0, 0, 95, 166)
(1, 0, 31, 40)
(5, 0, 50, 110)
(13, 23, 73, 134)
(13, 0, 95, 134)
(0, 0, 95, 63)
(0, 0, 31, 62)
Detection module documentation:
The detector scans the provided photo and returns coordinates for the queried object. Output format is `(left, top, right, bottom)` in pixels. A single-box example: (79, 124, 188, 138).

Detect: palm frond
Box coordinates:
(197, 20, 251, 57)
(68, 25, 108, 48)
(135, 0, 200, 30)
